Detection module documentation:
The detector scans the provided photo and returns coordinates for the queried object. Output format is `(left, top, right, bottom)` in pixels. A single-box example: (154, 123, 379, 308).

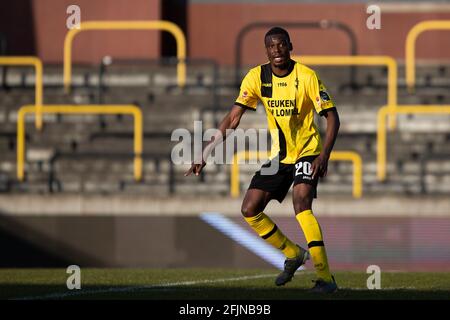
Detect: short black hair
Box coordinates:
(264, 27, 291, 44)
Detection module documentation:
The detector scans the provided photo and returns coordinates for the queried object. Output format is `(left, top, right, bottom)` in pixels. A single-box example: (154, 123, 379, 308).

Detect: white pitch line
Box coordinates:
(339, 286, 419, 291)
(13, 273, 279, 300)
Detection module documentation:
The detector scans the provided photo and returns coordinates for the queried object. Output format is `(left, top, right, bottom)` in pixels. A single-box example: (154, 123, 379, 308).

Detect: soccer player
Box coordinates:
(185, 27, 340, 293)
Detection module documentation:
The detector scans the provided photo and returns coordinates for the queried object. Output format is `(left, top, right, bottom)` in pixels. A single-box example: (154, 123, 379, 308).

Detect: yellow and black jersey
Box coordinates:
(235, 59, 336, 164)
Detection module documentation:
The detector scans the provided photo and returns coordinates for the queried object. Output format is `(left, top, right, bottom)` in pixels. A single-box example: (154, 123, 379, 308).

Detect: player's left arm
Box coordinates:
(311, 108, 340, 179)
(307, 72, 340, 179)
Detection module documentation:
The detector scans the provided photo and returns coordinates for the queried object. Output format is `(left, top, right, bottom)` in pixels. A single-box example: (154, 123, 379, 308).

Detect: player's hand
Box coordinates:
(184, 160, 206, 176)
(311, 154, 329, 179)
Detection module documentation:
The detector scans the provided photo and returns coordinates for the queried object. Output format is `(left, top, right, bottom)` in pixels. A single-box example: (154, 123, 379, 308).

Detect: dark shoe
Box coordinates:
(275, 246, 309, 286)
(310, 275, 338, 293)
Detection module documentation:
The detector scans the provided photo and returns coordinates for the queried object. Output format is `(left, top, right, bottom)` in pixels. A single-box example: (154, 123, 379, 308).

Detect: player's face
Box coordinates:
(265, 34, 291, 69)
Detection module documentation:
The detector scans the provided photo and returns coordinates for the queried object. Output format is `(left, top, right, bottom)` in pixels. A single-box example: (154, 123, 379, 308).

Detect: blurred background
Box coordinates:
(0, 0, 449, 272)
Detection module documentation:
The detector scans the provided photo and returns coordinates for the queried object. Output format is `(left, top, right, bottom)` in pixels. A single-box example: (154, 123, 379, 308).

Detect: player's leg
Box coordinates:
(293, 183, 337, 292)
(242, 187, 309, 286)
(241, 188, 301, 259)
(241, 159, 310, 285)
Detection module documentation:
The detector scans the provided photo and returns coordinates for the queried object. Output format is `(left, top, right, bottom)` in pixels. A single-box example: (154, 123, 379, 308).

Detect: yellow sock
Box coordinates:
(296, 209, 332, 282)
(244, 212, 300, 258)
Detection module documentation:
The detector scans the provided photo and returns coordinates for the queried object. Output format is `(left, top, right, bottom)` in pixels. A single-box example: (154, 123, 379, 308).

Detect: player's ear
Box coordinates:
(289, 42, 293, 51)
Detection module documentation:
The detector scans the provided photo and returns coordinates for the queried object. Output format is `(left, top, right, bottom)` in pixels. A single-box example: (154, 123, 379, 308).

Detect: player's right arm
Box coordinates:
(185, 68, 259, 176)
(184, 105, 246, 176)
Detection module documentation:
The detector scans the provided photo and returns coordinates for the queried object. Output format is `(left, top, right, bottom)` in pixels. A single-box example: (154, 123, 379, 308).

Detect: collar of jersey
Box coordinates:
(271, 59, 295, 78)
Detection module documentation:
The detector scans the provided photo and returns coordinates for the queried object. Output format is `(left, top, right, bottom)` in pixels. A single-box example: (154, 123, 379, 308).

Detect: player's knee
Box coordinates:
(293, 197, 312, 213)
(241, 202, 260, 218)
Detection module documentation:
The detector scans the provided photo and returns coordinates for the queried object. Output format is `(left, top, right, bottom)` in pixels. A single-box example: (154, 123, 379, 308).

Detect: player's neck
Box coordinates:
(271, 59, 293, 77)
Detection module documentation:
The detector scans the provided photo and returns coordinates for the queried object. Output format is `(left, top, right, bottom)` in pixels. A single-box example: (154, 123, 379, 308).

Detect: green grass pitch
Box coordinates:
(1, 268, 450, 300)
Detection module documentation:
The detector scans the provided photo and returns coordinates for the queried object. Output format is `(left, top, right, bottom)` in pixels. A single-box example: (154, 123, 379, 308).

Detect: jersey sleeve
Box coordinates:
(307, 71, 335, 116)
(234, 69, 260, 111)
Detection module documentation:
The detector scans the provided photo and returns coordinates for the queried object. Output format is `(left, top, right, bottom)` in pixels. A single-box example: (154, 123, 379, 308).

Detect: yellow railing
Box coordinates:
(406, 20, 450, 93)
(63, 20, 186, 92)
(231, 150, 362, 198)
(377, 105, 450, 181)
(329, 151, 363, 198)
(17, 105, 143, 181)
(0, 57, 43, 130)
(231, 150, 266, 198)
(294, 55, 398, 129)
